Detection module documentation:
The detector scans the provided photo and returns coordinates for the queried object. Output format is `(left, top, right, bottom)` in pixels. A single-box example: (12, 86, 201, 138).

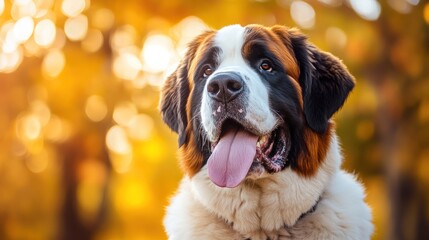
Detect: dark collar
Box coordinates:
(297, 197, 321, 222)
(243, 197, 322, 240)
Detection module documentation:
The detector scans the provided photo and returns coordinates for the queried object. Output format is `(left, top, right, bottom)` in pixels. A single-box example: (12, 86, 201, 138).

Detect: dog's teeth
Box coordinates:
(256, 142, 261, 148)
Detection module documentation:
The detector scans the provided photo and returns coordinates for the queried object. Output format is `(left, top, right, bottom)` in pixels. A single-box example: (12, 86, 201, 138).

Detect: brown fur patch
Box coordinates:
(294, 122, 334, 177)
(187, 32, 216, 83)
(243, 25, 300, 80)
(178, 127, 204, 177)
(179, 85, 204, 177)
(243, 25, 303, 108)
(179, 31, 216, 177)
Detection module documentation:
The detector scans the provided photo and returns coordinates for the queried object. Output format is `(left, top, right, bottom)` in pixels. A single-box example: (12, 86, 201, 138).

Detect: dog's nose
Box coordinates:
(207, 73, 244, 103)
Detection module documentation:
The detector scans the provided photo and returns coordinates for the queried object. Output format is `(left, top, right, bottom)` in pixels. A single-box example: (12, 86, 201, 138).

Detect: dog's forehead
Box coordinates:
(213, 24, 246, 62)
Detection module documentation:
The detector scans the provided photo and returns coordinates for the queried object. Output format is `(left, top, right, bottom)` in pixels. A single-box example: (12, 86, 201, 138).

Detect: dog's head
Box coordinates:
(160, 24, 354, 188)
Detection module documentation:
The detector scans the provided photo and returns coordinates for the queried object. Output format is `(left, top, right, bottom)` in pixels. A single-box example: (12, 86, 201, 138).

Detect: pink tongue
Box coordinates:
(208, 128, 258, 188)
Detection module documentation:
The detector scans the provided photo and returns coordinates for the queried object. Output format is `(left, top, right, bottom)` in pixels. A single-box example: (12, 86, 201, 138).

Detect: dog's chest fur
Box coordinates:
(189, 139, 337, 239)
(192, 169, 327, 236)
(163, 135, 373, 240)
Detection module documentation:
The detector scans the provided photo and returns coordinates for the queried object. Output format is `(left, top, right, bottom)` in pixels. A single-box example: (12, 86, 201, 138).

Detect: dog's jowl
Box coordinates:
(160, 24, 373, 240)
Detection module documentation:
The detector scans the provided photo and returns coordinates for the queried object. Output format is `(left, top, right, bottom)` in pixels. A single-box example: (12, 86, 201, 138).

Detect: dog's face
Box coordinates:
(160, 24, 354, 188)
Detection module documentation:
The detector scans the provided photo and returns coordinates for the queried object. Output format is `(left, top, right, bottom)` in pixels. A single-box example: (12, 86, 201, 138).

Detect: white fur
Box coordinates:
(164, 134, 373, 239)
(200, 24, 277, 141)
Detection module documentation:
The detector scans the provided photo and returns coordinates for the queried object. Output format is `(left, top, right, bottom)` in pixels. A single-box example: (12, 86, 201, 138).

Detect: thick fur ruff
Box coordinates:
(164, 135, 373, 239)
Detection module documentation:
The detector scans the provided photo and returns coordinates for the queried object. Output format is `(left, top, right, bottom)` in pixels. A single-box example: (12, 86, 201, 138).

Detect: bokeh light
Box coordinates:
(173, 16, 208, 53)
(34, 19, 56, 47)
(290, 1, 316, 29)
(113, 51, 142, 80)
(61, 0, 87, 18)
(325, 27, 347, 49)
(64, 14, 88, 41)
(113, 101, 138, 126)
(13, 16, 34, 43)
(0, 0, 4, 16)
(42, 49, 65, 78)
(15, 113, 42, 141)
(126, 114, 154, 141)
(85, 95, 108, 122)
(106, 125, 133, 173)
(91, 8, 115, 32)
(141, 34, 176, 73)
(11, 0, 36, 20)
(81, 29, 103, 52)
(29, 100, 51, 127)
(44, 115, 71, 142)
(424, 3, 429, 24)
(23, 37, 42, 56)
(106, 125, 131, 155)
(2, 22, 18, 53)
(349, 0, 381, 21)
(318, 0, 342, 7)
(0, 48, 24, 73)
(110, 25, 136, 51)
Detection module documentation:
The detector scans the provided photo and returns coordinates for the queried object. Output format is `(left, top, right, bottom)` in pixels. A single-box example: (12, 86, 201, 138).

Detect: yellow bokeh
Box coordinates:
(42, 49, 65, 78)
(142, 34, 176, 73)
(34, 19, 56, 47)
(0, 1, 427, 240)
(64, 14, 88, 41)
(106, 125, 132, 155)
(61, 0, 86, 18)
(424, 3, 429, 25)
(13, 16, 34, 43)
(85, 95, 108, 122)
(113, 178, 152, 212)
(81, 29, 103, 53)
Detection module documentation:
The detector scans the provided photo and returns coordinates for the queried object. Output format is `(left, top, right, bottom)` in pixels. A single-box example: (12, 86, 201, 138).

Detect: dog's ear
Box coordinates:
(273, 26, 355, 133)
(159, 60, 190, 146)
(159, 32, 212, 146)
(299, 39, 355, 133)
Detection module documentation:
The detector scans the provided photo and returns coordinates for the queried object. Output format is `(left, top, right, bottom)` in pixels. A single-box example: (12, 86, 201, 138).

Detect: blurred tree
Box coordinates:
(59, 129, 110, 240)
(368, 3, 429, 240)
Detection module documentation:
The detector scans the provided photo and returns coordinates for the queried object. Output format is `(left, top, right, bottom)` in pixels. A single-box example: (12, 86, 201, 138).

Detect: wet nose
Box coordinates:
(207, 73, 244, 103)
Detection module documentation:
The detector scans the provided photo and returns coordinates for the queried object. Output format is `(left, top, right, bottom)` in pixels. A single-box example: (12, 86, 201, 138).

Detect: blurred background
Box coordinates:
(0, 0, 428, 239)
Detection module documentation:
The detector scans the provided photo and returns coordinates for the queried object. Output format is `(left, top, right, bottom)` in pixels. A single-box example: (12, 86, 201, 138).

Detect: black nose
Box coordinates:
(207, 73, 244, 103)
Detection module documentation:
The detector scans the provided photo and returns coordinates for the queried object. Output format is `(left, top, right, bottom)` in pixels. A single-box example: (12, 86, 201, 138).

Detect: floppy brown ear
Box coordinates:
(287, 28, 355, 133)
(159, 31, 214, 146)
(159, 61, 190, 146)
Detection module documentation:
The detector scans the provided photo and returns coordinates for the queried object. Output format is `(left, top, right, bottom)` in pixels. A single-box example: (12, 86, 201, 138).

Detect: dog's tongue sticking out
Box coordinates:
(208, 127, 258, 188)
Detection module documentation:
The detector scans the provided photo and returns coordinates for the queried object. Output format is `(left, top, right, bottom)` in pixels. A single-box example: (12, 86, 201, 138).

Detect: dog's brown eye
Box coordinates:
(260, 61, 273, 72)
(203, 67, 213, 78)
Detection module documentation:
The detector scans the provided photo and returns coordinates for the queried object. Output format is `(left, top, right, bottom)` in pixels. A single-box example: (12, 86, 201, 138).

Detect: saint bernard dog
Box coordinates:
(160, 24, 373, 240)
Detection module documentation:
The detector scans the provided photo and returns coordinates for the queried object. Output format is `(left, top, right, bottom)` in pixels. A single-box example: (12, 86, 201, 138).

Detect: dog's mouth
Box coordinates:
(208, 120, 290, 188)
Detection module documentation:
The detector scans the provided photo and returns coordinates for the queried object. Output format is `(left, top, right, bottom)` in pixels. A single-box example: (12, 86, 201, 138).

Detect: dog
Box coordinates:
(160, 24, 373, 240)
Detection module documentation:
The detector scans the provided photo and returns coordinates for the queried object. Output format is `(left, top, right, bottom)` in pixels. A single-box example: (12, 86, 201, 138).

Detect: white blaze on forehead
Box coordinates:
(200, 25, 277, 140)
(213, 24, 246, 66)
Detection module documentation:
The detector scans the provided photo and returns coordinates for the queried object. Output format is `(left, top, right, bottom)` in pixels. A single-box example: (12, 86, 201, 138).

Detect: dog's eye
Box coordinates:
(260, 60, 273, 72)
(203, 66, 213, 78)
